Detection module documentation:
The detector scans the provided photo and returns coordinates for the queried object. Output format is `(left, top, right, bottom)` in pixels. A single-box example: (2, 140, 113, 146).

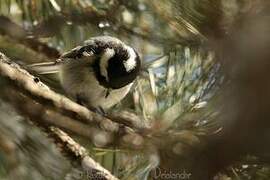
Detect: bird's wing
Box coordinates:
(27, 61, 61, 74)
(29, 39, 103, 74)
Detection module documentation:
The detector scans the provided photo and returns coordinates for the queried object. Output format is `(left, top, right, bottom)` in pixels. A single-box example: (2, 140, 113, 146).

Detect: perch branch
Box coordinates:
(2, 88, 118, 179)
(0, 52, 146, 149)
(0, 52, 117, 130)
(3, 88, 106, 141)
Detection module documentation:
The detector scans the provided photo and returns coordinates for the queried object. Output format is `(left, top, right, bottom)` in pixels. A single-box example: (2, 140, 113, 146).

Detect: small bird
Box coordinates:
(30, 36, 141, 111)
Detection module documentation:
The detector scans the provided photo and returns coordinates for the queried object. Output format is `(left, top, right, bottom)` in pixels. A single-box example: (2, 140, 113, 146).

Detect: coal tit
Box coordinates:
(30, 36, 141, 110)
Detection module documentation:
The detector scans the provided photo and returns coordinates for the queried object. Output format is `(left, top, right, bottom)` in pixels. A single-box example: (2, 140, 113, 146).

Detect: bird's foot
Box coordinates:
(89, 106, 107, 117)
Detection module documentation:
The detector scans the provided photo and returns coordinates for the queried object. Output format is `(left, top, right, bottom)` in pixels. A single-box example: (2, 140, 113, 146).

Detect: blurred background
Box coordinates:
(1, 0, 270, 179)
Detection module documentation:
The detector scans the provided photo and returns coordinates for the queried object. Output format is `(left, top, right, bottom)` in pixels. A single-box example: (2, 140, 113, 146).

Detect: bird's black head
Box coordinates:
(89, 38, 141, 89)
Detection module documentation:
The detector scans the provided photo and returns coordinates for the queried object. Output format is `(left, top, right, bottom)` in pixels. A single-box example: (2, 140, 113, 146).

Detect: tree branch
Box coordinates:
(0, 52, 145, 149)
(0, 52, 115, 129)
(49, 127, 119, 180)
(2, 89, 118, 179)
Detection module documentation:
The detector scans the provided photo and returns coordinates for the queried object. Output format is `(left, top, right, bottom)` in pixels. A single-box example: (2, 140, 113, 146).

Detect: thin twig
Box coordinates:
(49, 127, 119, 180)
(0, 15, 60, 59)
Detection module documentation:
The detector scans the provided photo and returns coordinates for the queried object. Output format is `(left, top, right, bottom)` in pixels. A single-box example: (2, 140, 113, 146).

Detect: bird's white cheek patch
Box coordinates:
(100, 48, 115, 81)
(124, 46, 137, 72)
